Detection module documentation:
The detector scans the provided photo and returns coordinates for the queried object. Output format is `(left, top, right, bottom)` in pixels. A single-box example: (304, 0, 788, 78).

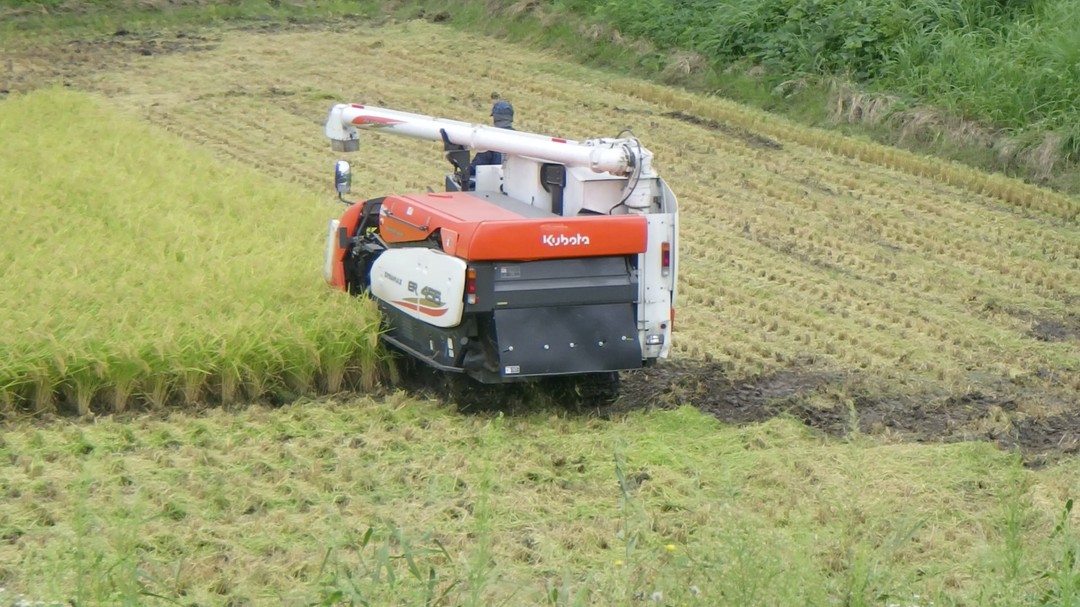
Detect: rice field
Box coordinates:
(31, 18, 1079, 407)
(0, 88, 383, 416)
(2, 14, 1080, 606)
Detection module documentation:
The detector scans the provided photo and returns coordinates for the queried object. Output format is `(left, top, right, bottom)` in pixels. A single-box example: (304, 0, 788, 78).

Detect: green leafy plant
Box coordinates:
(1040, 499, 1080, 607)
(316, 525, 458, 606)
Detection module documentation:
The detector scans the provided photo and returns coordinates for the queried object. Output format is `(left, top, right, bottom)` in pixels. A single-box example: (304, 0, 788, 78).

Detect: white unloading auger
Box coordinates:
(324, 103, 653, 178)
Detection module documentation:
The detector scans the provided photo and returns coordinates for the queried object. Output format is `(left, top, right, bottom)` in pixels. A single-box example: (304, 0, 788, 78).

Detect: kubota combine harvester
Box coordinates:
(322, 103, 678, 401)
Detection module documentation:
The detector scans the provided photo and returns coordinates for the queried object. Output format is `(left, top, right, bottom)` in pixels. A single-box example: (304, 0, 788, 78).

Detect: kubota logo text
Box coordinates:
(541, 233, 591, 247)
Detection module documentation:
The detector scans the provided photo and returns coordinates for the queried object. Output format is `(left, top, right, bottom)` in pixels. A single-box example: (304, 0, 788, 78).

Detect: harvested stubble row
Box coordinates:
(680, 142, 1080, 310)
(0, 89, 384, 415)
(698, 221, 1062, 354)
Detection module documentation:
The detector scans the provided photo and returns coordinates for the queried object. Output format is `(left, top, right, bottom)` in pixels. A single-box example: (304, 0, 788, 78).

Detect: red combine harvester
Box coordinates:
(322, 103, 678, 401)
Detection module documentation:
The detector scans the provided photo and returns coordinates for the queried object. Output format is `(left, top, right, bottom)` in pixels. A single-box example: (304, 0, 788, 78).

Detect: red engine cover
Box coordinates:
(378, 192, 647, 261)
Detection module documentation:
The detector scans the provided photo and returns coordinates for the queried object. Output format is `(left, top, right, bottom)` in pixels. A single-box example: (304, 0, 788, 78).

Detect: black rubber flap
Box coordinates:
(494, 303, 642, 377)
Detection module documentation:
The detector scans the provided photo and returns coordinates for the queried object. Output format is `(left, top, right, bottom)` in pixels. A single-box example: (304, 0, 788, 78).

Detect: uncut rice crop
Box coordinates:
(0, 88, 384, 415)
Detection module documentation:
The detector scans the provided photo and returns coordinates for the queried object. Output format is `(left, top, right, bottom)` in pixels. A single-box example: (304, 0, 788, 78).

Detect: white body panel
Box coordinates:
(370, 249, 467, 328)
(473, 164, 502, 192)
(501, 156, 543, 207)
(563, 167, 632, 215)
(638, 208, 677, 359)
(323, 219, 340, 284)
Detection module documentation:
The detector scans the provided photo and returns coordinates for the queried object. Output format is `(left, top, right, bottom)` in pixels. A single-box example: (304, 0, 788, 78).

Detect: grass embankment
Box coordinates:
(0, 88, 383, 415)
(1, 397, 1079, 605)
(561, 0, 1080, 145)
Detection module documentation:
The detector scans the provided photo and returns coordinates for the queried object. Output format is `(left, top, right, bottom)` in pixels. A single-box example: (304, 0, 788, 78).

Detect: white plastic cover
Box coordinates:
(370, 248, 467, 328)
(323, 219, 340, 284)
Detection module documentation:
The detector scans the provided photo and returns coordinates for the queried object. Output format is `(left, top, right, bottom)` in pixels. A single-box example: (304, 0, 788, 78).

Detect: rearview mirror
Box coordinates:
(334, 160, 352, 194)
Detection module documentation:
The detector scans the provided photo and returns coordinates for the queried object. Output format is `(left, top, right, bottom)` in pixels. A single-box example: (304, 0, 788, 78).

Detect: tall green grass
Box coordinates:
(881, 0, 1080, 147)
(556, 0, 1080, 163)
(0, 88, 384, 415)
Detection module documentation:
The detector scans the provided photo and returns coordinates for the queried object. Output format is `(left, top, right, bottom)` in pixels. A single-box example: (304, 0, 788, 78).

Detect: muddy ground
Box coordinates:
(4, 20, 1078, 464)
(615, 360, 1079, 467)
(395, 356, 1078, 466)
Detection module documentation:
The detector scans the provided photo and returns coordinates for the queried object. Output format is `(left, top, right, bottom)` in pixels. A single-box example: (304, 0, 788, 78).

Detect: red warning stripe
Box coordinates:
(351, 115, 404, 126)
(392, 299, 449, 317)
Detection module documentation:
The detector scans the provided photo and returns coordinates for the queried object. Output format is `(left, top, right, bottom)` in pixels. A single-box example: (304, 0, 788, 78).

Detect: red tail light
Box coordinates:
(466, 267, 478, 304)
(661, 241, 671, 275)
